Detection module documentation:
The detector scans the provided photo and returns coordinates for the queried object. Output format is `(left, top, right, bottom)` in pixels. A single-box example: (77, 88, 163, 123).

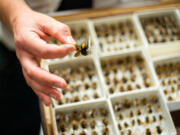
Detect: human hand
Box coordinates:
(12, 9, 76, 106)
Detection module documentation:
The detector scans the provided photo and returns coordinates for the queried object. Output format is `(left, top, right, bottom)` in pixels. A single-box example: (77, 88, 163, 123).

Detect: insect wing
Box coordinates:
(74, 51, 81, 57)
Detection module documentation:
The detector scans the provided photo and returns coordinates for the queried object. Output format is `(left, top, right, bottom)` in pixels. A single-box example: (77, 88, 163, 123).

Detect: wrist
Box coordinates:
(9, 7, 32, 32)
(0, 0, 32, 32)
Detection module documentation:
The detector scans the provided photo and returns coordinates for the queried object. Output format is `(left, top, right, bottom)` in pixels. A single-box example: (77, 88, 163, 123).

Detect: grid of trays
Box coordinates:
(43, 8, 180, 135)
(46, 49, 176, 135)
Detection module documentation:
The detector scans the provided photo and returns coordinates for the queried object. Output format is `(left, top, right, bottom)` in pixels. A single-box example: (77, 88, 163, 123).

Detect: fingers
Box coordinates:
(17, 48, 67, 89)
(41, 20, 76, 44)
(18, 49, 64, 106)
(35, 91, 52, 106)
(32, 29, 51, 41)
(23, 68, 60, 100)
(22, 68, 52, 106)
(15, 32, 75, 59)
(23, 70, 60, 100)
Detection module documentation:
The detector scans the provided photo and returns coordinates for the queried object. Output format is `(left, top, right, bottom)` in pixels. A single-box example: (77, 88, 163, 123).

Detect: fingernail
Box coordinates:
(68, 45, 76, 52)
(55, 81, 67, 89)
(71, 44, 76, 50)
(54, 82, 62, 88)
(66, 36, 76, 44)
(50, 94, 59, 100)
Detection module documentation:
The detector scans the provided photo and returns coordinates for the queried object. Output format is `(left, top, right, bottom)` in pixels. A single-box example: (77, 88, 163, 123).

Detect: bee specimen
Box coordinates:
(131, 119, 135, 126)
(137, 109, 141, 116)
(123, 99, 131, 108)
(109, 87, 115, 94)
(118, 113, 123, 120)
(90, 119, 96, 129)
(128, 110, 134, 118)
(59, 122, 66, 132)
(159, 114, 163, 121)
(145, 116, 150, 124)
(92, 130, 98, 135)
(80, 119, 88, 129)
(83, 94, 89, 101)
(72, 120, 78, 130)
(146, 128, 151, 135)
(127, 130, 132, 135)
(118, 123, 122, 131)
(82, 110, 88, 119)
(100, 108, 109, 117)
(101, 117, 109, 126)
(74, 96, 80, 102)
(156, 126, 162, 134)
(74, 42, 90, 57)
(114, 102, 122, 112)
(124, 122, 129, 128)
(102, 126, 109, 135)
(48, 24, 92, 60)
(79, 131, 86, 135)
(137, 118, 142, 125)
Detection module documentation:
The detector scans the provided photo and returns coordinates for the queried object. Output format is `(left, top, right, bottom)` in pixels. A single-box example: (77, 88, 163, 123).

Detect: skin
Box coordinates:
(0, 0, 76, 106)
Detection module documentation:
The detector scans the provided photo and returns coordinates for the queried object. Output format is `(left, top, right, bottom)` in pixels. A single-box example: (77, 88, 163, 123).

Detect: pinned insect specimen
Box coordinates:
(80, 119, 88, 129)
(79, 131, 86, 135)
(74, 38, 91, 57)
(118, 123, 122, 130)
(146, 128, 151, 135)
(72, 120, 78, 130)
(90, 119, 96, 129)
(92, 130, 98, 135)
(59, 122, 66, 132)
(100, 108, 108, 117)
(102, 126, 109, 135)
(101, 117, 109, 126)
(156, 126, 162, 134)
(123, 99, 131, 108)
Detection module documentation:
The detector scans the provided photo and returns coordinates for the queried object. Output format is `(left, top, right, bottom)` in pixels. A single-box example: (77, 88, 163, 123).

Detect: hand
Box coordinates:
(12, 9, 76, 106)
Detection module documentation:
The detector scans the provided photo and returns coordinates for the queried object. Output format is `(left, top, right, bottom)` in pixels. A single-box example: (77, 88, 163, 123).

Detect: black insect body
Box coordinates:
(74, 43, 89, 57)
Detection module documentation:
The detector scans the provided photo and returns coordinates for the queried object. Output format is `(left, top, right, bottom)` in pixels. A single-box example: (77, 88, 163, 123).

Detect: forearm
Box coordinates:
(0, 0, 31, 31)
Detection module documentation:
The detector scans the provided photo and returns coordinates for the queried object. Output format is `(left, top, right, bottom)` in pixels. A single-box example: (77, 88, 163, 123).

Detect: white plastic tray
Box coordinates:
(52, 99, 119, 135)
(153, 54, 180, 112)
(45, 56, 106, 108)
(91, 15, 145, 55)
(110, 89, 176, 135)
(135, 8, 180, 47)
(97, 48, 158, 97)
